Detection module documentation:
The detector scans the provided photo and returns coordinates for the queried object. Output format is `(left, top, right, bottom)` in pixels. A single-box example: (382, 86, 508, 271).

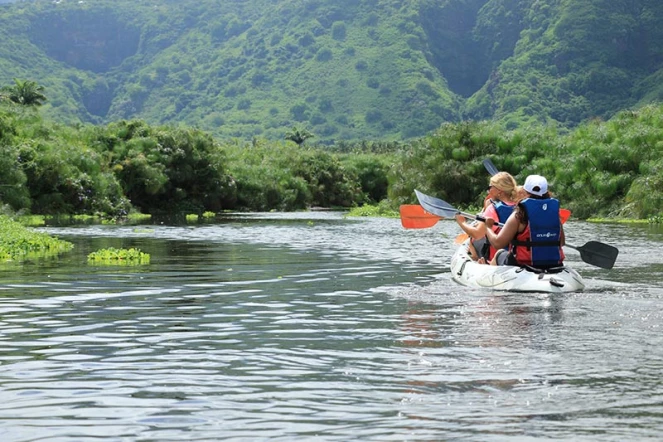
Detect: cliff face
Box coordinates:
(30, 8, 140, 73)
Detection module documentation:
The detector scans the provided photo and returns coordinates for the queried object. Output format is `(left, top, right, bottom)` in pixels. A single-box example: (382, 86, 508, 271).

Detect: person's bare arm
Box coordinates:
(484, 213, 519, 249)
(454, 214, 487, 240)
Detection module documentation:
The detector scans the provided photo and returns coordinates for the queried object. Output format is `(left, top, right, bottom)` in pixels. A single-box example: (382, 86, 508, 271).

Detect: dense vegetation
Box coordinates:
(1, 0, 663, 224)
(0, 0, 662, 142)
(0, 100, 391, 216)
(1, 96, 663, 220)
(390, 105, 663, 220)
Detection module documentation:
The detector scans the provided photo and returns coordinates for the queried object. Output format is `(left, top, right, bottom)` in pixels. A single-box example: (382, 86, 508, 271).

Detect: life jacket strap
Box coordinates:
(511, 240, 561, 248)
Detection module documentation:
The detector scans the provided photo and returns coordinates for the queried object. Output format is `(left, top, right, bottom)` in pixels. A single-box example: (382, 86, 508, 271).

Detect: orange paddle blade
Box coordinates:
(560, 208, 571, 224)
(400, 204, 441, 229)
(454, 233, 469, 244)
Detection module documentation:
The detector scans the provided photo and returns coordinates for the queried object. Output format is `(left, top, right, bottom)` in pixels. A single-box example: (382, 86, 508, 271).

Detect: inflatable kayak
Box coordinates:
(450, 238, 585, 293)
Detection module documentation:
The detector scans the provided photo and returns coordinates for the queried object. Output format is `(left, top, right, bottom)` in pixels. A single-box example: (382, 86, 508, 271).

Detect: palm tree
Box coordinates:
(1, 78, 47, 106)
(285, 126, 314, 146)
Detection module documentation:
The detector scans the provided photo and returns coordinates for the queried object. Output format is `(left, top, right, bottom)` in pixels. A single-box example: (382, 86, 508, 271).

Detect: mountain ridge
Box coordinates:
(1, 0, 662, 141)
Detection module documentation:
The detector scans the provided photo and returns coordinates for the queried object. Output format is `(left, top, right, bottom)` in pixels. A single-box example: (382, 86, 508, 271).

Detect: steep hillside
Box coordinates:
(0, 0, 662, 141)
(107, 0, 463, 140)
(465, 0, 663, 128)
(0, 0, 465, 140)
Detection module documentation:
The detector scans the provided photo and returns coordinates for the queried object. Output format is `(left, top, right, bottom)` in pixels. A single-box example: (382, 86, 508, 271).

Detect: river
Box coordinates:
(0, 212, 661, 441)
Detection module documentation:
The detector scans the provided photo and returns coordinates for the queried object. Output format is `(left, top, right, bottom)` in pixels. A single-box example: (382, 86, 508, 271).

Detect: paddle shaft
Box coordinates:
(461, 209, 615, 268)
(459, 209, 617, 268)
(415, 189, 618, 269)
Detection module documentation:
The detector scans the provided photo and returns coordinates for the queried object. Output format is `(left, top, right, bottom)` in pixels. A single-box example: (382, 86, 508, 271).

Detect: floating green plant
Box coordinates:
(587, 218, 650, 224)
(132, 228, 155, 233)
(87, 247, 150, 266)
(0, 215, 73, 262)
(345, 203, 398, 218)
(202, 211, 216, 219)
(16, 215, 46, 227)
(102, 213, 153, 224)
(128, 213, 152, 222)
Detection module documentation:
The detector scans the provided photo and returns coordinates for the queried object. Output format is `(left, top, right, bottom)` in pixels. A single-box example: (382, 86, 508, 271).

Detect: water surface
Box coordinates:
(0, 213, 662, 441)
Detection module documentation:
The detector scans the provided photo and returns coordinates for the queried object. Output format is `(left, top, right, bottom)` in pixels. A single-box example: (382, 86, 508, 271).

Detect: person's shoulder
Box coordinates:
(484, 204, 498, 219)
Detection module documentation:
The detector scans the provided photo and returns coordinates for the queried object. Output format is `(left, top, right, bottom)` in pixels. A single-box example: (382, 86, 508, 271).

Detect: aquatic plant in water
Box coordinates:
(0, 215, 73, 262)
(87, 247, 150, 265)
(346, 202, 398, 218)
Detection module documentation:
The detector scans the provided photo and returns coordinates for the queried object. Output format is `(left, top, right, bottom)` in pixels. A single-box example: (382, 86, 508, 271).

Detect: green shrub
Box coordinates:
(331, 21, 346, 40)
(365, 110, 382, 124)
(315, 48, 333, 62)
(342, 154, 390, 203)
(290, 150, 362, 207)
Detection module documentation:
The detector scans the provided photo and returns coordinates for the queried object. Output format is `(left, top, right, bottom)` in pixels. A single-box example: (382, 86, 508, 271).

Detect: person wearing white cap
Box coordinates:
(483, 174, 565, 270)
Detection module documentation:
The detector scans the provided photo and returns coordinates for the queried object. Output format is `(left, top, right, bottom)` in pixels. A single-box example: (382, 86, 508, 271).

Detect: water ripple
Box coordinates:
(0, 216, 660, 440)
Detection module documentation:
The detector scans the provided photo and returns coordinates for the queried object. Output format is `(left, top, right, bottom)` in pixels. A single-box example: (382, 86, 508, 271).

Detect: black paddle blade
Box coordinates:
(414, 189, 459, 218)
(483, 158, 499, 176)
(574, 241, 619, 269)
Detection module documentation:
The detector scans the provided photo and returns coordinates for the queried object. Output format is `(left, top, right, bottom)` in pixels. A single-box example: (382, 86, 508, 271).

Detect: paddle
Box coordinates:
(452, 208, 571, 242)
(480, 157, 572, 221)
(403, 156, 570, 229)
(483, 158, 499, 176)
(399, 204, 440, 228)
(564, 241, 619, 270)
(415, 189, 618, 269)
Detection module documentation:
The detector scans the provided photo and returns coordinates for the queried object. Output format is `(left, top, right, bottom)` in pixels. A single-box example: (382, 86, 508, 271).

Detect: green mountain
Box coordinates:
(464, 0, 663, 129)
(0, 0, 662, 141)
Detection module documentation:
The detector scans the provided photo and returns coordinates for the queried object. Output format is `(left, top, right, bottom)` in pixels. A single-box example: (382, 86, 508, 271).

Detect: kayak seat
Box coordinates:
(520, 264, 566, 274)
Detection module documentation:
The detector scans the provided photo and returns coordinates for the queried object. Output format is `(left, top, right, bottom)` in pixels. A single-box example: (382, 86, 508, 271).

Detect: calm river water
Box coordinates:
(1, 212, 662, 441)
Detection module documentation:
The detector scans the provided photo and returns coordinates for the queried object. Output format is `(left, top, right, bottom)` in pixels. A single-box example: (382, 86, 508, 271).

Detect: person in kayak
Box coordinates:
(455, 171, 518, 263)
(484, 174, 565, 269)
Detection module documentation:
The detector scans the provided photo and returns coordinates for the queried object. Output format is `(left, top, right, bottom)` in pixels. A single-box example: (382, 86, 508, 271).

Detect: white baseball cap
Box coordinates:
(523, 175, 548, 196)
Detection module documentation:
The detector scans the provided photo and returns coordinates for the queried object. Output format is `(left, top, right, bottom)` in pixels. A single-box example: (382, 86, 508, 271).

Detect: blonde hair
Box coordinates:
(489, 172, 518, 202)
(515, 185, 527, 201)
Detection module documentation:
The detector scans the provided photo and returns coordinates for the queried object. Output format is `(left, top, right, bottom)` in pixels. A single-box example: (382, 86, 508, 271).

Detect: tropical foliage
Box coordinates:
(390, 104, 663, 220)
(1, 0, 662, 141)
(3, 94, 663, 220)
(285, 126, 314, 146)
(0, 100, 389, 215)
(0, 78, 47, 106)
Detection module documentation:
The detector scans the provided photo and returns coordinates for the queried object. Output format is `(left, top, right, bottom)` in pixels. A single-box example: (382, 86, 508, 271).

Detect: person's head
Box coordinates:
(523, 174, 550, 198)
(488, 171, 518, 201)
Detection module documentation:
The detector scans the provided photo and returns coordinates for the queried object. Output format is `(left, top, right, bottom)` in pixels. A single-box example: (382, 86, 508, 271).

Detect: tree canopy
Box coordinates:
(1, 79, 47, 106)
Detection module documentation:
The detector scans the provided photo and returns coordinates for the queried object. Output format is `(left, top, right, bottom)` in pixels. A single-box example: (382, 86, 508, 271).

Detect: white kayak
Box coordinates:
(450, 239, 585, 293)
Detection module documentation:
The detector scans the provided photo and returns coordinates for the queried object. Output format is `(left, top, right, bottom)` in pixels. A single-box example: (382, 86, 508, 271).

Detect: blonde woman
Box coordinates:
(455, 172, 519, 263)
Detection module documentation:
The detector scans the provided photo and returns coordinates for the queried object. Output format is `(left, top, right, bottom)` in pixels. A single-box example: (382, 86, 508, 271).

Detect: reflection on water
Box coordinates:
(0, 213, 661, 440)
